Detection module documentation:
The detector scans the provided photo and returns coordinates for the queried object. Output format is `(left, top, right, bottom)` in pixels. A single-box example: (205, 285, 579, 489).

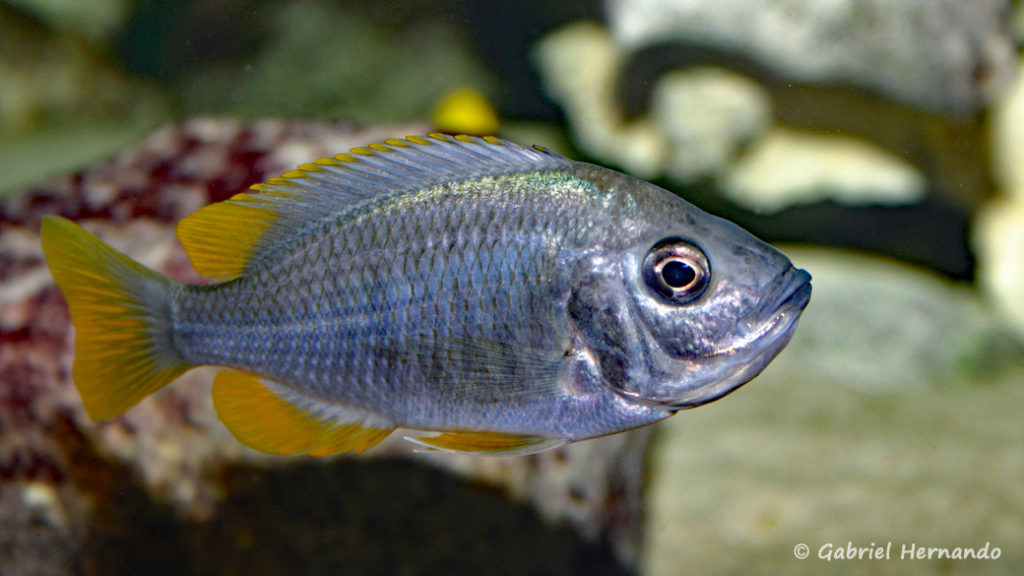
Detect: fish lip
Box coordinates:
(776, 267, 812, 313)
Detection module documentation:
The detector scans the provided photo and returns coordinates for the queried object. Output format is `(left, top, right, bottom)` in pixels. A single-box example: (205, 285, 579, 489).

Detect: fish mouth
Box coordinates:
(662, 267, 812, 410)
(767, 267, 813, 321)
(754, 267, 812, 348)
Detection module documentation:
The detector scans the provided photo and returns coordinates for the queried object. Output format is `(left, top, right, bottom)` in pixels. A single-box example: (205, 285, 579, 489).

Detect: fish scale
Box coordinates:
(41, 133, 810, 455)
(180, 178, 568, 413)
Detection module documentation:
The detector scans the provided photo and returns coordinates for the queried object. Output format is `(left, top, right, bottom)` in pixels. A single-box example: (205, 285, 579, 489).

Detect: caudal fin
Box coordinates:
(41, 216, 191, 420)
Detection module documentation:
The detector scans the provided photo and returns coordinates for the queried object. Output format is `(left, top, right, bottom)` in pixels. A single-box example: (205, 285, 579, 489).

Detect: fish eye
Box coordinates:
(643, 239, 710, 304)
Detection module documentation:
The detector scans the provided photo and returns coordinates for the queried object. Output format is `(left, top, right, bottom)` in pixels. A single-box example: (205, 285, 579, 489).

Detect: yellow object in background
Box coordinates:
(433, 87, 500, 136)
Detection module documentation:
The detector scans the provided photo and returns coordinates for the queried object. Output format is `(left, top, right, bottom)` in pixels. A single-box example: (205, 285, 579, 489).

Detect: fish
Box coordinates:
(40, 133, 811, 456)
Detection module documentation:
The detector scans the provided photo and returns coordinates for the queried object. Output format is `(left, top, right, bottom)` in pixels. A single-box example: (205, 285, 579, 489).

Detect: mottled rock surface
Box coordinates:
(608, 0, 1014, 117)
(534, 21, 961, 211)
(0, 119, 650, 576)
(538, 3, 1003, 215)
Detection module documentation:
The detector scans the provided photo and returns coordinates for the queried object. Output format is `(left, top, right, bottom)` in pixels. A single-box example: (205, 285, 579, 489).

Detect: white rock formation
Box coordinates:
(976, 57, 1024, 336)
(721, 128, 926, 213)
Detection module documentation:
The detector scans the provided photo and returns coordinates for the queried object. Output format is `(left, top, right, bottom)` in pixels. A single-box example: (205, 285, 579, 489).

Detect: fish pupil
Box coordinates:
(662, 259, 696, 289)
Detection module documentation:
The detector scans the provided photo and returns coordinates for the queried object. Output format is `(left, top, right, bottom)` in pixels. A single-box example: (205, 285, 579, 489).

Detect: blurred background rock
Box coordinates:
(2, 0, 1024, 575)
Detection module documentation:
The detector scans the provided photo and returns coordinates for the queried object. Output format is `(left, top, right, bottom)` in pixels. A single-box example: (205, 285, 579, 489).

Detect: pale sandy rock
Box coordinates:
(721, 128, 926, 213)
(535, 24, 772, 183)
(652, 68, 772, 182)
(536, 16, 993, 210)
(976, 54, 1024, 337)
(644, 354, 1024, 575)
(991, 58, 1024, 197)
(534, 22, 666, 178)
(974, 196, 1024, 337)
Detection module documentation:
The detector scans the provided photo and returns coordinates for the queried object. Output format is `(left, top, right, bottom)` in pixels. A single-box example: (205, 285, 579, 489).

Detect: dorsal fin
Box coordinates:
(176, 134, 573, 280)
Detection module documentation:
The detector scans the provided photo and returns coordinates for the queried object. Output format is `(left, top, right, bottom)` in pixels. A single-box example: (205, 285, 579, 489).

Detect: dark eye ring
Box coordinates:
(643, 239, 710, 304)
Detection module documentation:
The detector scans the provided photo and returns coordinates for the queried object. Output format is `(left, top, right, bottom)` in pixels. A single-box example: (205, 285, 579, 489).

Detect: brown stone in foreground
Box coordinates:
(0, 119, 649, 576)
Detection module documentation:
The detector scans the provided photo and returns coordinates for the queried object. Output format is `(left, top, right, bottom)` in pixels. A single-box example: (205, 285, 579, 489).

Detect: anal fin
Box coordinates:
(212, 370, 391, 456)
(406, 431, 566, 456)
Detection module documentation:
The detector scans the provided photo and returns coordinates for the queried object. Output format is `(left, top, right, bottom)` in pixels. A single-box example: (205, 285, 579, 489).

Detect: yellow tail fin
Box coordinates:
(40, 216, 191, 420)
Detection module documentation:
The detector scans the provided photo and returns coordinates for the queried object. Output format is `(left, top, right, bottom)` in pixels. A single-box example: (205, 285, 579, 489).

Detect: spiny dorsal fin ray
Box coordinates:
(212, 370, 392, 456)
(176, 134, 573, 280)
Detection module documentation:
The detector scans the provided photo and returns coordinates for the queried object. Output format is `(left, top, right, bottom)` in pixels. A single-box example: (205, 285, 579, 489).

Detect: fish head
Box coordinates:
(568, 172, 811, 411)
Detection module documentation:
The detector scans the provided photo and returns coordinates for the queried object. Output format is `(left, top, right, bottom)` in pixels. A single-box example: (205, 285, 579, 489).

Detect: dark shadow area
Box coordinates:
(81, 457, 632, 576)
(463, 0, 605, 121)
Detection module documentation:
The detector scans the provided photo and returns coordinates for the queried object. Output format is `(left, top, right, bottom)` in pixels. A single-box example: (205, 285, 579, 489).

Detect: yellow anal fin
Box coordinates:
(407, 431, 566, 456)
(308, 423, 393, 457)
(212, 370, 391, 456)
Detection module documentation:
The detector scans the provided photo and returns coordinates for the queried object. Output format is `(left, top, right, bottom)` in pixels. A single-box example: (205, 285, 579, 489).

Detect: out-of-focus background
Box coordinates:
(2, 1, 1023, 575)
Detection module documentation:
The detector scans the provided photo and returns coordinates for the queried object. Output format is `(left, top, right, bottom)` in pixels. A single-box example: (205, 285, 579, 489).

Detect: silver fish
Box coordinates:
(41, 134, 810, 455)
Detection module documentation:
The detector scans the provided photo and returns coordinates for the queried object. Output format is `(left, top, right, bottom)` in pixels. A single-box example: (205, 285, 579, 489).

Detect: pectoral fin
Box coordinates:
(370, 334, 570, 404)
(212, 370, 392, 456)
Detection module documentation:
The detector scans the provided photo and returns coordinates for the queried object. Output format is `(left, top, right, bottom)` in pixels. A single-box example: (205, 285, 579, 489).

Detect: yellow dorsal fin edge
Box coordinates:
(176, 193, 280, 281)
(176, 134, 519, 281)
